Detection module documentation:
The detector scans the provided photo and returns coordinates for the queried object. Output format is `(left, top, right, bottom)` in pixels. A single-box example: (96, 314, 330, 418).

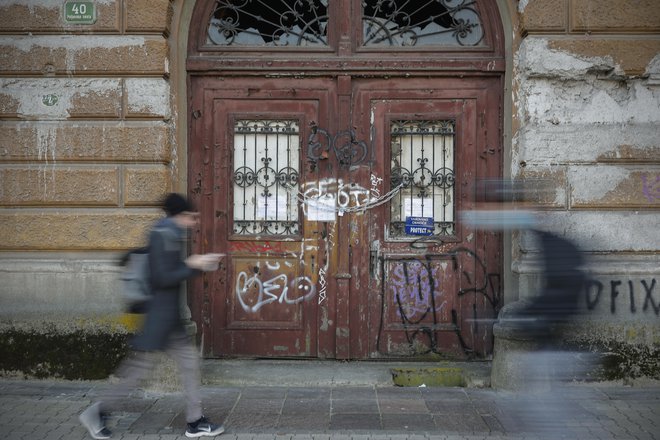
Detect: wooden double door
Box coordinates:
(189, 75, 502, 360)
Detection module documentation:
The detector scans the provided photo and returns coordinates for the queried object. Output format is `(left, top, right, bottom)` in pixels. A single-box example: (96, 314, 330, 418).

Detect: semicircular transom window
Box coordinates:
(205, 0, 484, 48)
(207, 0, 329, 47)
(363, 0, 484, 47)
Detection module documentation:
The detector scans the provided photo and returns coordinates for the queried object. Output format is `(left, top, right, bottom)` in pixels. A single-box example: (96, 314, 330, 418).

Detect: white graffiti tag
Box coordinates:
(318, 266, 328, 305)
(370, 173, 383, 198)
(236, 271, 316, 313)
(301, 174, 402, 216)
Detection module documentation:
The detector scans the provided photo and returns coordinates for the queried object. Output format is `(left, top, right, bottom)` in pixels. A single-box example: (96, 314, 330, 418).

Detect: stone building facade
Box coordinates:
(0, 0, 658, 381)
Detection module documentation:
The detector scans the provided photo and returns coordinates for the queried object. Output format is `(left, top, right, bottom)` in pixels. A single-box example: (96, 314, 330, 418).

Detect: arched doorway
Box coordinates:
(187, 0, 505, 360)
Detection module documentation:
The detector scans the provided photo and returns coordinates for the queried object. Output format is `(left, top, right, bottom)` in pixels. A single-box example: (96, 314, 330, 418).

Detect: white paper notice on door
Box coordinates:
(403, 197, 432, 218)
(306, 194, 336, 222)
(257, 194, 291, 220)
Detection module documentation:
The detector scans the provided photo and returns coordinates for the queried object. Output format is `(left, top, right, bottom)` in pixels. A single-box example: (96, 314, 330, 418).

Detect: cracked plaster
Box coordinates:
(1, 78, 121, 119)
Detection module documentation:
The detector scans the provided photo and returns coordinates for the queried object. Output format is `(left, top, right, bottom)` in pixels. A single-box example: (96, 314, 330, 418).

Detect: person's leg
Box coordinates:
(100, 350, 156, 412)
(165, 332, 203, 423)
(80, 350, 154, 439)
(166, 332, 225, 437)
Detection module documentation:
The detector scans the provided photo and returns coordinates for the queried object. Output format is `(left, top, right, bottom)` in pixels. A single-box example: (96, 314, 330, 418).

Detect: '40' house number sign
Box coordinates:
(64, 2, 96, 25)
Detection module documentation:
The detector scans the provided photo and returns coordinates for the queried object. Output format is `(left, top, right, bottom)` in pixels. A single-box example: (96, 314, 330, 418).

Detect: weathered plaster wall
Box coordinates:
(512, 0, 660, 358)
(0, 0, 658, 378)
(0, 0, 175, 319)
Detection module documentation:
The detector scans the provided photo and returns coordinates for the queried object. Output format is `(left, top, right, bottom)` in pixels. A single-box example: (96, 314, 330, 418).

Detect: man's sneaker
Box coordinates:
(79, 402, 112, 439)
(185, 416, 225, 437)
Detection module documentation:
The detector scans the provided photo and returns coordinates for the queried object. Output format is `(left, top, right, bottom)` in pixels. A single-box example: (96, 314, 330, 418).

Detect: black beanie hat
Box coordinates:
(162, 193, 193, 216)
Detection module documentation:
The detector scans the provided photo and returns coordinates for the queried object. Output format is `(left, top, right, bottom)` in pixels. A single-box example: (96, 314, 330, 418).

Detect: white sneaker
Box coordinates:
(79, 402, 112, 439)
(185, 416, 225, 437)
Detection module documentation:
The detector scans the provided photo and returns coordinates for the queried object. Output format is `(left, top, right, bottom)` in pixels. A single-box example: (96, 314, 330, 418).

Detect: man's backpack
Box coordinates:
(119, 247, 151, 312)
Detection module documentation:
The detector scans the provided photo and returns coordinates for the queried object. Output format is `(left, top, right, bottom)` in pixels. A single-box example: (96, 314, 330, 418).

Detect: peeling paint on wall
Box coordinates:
(570, 166, 631, 201)
(0, 78, 122, 118)
(1, 35, 149, 52)
(125, 78, 171, 118)
(516, 38, 614, 79)
(517, 0, 529, 13)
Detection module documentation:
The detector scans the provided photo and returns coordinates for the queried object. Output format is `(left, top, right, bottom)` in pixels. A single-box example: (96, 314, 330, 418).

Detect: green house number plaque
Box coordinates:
(64, 2, 96, 25)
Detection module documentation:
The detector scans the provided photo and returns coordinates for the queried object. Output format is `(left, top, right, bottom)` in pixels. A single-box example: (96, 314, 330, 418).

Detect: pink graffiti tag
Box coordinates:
(641, 174, 660, 202)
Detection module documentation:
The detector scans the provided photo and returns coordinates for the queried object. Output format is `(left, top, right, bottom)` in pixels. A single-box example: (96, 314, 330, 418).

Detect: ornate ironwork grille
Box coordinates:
(207, 0, 329, 46)
(233, 120, 300, 236)
(390, 120, 455, 238)
(362, 0, 484, 47)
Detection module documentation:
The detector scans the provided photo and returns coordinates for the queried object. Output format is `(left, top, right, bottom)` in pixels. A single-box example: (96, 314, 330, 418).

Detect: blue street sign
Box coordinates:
(404, 216, 434, 236)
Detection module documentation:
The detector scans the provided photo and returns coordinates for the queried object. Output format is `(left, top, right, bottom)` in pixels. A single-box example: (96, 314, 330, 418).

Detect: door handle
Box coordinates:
(370, 239, 381, 279)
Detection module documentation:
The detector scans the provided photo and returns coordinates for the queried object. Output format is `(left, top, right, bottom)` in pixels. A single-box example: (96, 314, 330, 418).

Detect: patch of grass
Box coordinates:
(568, 339, 660, 381)
(391, 367, 467, 387)
(0, 326, 129, 380)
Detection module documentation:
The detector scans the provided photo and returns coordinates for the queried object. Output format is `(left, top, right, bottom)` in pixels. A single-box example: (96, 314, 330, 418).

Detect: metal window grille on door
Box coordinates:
(389, 120, 455, 238)
(232, 120, 300, 236)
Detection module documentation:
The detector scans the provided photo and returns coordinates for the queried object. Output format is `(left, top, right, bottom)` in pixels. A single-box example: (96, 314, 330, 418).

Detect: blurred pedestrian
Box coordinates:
(463, 179, 591, 437)
(519, 229, 585, 346)
(79, 193, 224, 439)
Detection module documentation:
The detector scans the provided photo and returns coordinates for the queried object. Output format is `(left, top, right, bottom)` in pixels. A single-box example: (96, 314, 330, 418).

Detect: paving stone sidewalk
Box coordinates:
(0, 379, 658, 440)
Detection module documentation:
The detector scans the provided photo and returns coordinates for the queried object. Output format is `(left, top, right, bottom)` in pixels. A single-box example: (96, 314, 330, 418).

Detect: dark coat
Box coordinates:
(519, 230, 586, 346)
(529, 230, 585, 321)
(131, 217, 196, 351)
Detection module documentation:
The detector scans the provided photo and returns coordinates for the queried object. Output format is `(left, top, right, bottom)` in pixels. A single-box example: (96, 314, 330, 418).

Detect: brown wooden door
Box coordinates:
(349, 78, 503, 359)
(187, 0, 505, 360)
(189, 76, 501, 359)
(189, 77, 337, 357)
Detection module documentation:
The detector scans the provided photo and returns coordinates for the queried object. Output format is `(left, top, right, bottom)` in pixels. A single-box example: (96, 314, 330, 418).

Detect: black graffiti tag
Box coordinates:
(377, 248, 501, 358)
(585, 278, 658, 315)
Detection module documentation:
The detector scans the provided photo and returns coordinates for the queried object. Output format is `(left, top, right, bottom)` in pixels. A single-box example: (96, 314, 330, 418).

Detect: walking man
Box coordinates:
(80, 193, 224, 439)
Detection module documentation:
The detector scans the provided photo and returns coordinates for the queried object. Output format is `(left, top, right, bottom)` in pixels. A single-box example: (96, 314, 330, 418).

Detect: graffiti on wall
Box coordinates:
(641, 174, 660, 202)
(377, 247, 501, 358)
(585, 278, 658, 315)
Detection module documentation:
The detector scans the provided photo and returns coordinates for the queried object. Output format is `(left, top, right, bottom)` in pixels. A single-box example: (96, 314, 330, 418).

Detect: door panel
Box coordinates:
(350, 79, 502, 359)
(190, 78, 337, 358)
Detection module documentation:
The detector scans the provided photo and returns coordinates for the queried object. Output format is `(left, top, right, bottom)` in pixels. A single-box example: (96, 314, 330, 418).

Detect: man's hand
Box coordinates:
(185, 254, 222, 271)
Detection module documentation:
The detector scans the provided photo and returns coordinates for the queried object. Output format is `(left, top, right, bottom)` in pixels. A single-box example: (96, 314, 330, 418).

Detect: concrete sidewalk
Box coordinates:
(0, 361, 658, 440)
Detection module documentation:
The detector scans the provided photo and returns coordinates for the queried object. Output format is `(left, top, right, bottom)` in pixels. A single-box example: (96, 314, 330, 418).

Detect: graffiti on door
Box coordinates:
(318, 221, 337, 305)
(377, 247, 501, 357)
(235, 261, 316, 313)
(300, 174, 402, 219)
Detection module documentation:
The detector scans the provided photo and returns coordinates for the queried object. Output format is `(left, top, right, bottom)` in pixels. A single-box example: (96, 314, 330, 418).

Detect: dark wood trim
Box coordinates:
(187, 57, 506, 75)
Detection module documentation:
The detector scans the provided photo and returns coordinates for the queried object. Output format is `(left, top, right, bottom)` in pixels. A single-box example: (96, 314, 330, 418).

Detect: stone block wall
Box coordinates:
(0, 0, 657, 380)
(0, 0, 175, 320)
(510, 0, 660, 377)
